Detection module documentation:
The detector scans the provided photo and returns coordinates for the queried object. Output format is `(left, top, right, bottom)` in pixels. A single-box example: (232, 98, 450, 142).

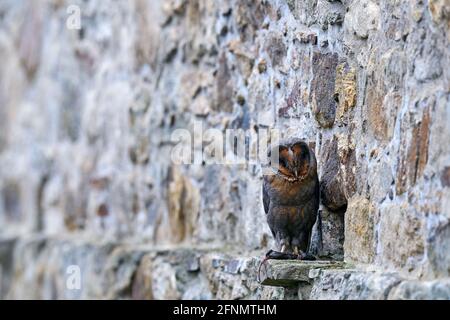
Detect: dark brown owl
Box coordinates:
(262, 138, 319, 257)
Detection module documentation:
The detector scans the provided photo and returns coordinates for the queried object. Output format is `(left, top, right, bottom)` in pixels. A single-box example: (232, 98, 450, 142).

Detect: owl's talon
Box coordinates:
(297, 252, 317, 261)
(280, 245, 287, 253)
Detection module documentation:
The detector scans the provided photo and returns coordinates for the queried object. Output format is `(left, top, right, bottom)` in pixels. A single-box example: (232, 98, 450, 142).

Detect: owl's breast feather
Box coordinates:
(266, 174, 316, 205)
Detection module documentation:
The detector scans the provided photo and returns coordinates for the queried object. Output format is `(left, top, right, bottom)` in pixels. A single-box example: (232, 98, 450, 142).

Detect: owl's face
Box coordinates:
(269, 140, 311, 180)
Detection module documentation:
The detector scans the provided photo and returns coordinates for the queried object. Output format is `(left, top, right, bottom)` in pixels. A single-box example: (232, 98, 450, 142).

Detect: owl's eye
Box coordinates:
(279, 157, 288, 168)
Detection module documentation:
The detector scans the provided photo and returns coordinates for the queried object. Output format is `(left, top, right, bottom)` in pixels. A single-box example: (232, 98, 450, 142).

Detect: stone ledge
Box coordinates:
(2, 235, 450, 300)
(309, 268, 450, 300)
(259, 259, 346, 287)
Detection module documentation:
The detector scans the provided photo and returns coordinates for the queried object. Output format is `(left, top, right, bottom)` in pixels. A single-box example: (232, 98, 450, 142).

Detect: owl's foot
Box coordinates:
(280, 245, 287, 253)
(263, 249, 298, 260)
(296, 251, 317, 261)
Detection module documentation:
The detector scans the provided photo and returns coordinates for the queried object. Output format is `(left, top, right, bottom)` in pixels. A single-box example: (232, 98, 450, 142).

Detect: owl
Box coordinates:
(262, 138, 319, 257)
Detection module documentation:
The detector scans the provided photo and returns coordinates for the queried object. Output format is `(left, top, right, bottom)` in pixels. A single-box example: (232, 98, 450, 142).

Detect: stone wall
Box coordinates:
(0, 0, 449, 299)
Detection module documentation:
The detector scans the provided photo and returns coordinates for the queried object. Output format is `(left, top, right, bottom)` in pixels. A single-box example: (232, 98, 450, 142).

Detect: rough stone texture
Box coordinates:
(318, 208, 345, 261)
(388, 278, 450, 300)
(310, 51, 339, 128)
(335, 62, 357, 126)
(310, 269, 403, 300)
(378, 203, 426, 273)
(0, 237, 16, 299)
(344, 197, 375, 264)
(320, 136, 347, 211)
(0, 0, 449, 299)
(259, 260, 345, 287)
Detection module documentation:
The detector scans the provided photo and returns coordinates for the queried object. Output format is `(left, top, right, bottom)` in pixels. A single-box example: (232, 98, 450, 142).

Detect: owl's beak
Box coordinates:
(288, 149, 294, 158)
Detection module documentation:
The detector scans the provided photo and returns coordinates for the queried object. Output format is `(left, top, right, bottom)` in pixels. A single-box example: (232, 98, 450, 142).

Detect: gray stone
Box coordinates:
(427, 222, 450, 278)
(0, 237, 16, 299)
(264, 32, 287, 68)
(259, 259, 345, 287)
(388, 279, 450, 300)
(320, 136, 347, 211)
(345, 0, 380, 39)
(310, 270, 403, 300)
(102, 247, 145, 299)
(319, 209, 345, 260)
(0, 0, 449, 301)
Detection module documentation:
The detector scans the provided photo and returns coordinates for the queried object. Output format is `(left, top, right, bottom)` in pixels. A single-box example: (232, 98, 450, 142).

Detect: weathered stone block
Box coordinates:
(165, 166, 200, 244)
(344, 196, 375, 264)
(334, 62, 357, 126)
(311, 51, 339, 128)
(427, 222, 450, 278)
(378, 204, 425, 270)
(319, 208, 345, 261)
(310, 270, 403, 300)
(396, 105, 431, 195)
(320, 136, 347, 211)
(365, 49, 404, 143)
(259, 259, 345, 287)
(388, 279, 450, 300)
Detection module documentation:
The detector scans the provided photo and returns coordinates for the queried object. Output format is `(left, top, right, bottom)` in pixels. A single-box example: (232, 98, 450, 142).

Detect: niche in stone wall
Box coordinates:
(311, 135, 356, 261)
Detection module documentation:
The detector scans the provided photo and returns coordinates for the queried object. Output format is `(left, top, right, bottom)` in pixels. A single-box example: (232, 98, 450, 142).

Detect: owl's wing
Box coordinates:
(262, 178, 270, 214)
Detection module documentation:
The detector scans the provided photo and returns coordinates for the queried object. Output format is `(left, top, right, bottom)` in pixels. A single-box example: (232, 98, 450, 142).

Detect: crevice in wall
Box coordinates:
(316, 136, 347, 261)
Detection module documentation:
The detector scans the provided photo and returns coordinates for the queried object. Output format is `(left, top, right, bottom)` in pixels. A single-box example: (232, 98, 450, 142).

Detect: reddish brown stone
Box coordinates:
(310, 51, 339, 128)
(366, 76, 389, 141)
(97, 204, 109, 217)
(417, 108, 431, 178)
(366, 50, 402, 142)
(90, 177, 109, 189)
(441, 167, 450, 187)
(341, 146, 357, 199)
(396, 106, 431, 195)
